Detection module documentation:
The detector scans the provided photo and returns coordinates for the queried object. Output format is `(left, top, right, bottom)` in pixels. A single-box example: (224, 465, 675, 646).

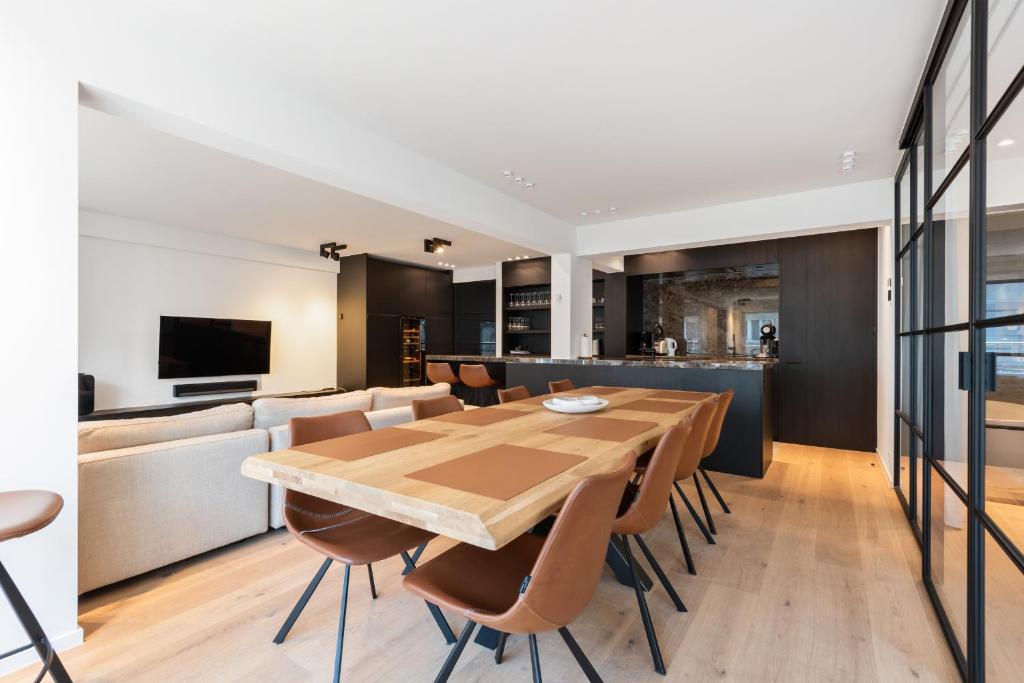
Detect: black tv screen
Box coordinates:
(158, 316, 271, 379)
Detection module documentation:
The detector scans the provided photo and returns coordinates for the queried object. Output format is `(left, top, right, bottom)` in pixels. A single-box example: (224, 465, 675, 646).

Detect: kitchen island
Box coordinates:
(427, 354, 774, 478)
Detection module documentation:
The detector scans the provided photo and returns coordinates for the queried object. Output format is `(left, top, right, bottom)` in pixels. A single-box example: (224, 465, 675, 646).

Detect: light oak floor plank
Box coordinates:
(2, 443, 961, 682)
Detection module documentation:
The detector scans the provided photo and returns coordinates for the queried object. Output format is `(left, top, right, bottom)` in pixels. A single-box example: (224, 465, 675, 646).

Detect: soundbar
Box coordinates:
(172, 380, 258, 398)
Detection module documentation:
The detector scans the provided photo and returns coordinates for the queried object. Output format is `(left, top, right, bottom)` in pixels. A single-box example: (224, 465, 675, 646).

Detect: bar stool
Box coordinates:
(275, 410, 455, 682)
(497, 385, 530, 403)
(692, 389, 735, 536)
(411, 395, 463, 420)
(548, 378, 575, 393)
(0, 490, 73, 683)
(459, 364, 497, 406)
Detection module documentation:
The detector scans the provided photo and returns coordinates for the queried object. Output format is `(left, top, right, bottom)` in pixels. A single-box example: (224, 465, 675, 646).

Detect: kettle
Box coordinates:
(656, 337, 678, 357)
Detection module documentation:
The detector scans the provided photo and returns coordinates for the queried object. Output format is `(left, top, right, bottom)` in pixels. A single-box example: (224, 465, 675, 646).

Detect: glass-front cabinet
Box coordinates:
(893, 1, 1024, 679)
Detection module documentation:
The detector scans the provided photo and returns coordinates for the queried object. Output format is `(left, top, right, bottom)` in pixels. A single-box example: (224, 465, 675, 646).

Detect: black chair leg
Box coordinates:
(621, 535, 666, 675)
(332, 564, 351, 683)
(633, 535, 686, 612)
(667, 495, 696, 575)
(674, 481, 715, 545)
(0, 561, 72, 683)
(692, 474, 718, 535)
(401, 551, 457, 644)
(558, 626, 603, 683)
(528, 633, 543, 683)
(700, 467, 732, 514)
(434, 620, 476, 683)
(273, 557, 332, 644)
(366, 563, 377, 600)
(494, 632, 508, 664)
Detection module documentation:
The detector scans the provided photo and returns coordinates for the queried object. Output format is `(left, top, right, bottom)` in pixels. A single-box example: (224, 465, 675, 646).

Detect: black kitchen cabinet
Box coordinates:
(365, 314, 401, 388)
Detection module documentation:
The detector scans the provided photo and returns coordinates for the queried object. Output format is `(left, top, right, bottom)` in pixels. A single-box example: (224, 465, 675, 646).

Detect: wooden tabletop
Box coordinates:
(241, 387, 713, 550)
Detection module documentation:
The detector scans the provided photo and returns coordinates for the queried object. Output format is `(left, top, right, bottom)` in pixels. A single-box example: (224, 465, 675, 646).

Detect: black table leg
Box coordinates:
(474, 625, 502, 649)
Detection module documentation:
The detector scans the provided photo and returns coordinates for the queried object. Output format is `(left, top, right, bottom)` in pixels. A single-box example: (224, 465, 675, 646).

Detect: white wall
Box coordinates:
(877, 223, 895, 483)
(79, 211, 338, 410)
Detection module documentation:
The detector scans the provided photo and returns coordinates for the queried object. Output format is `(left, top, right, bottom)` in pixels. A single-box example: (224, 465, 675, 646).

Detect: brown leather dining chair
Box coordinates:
(0, 490, 72, 683)
(411, 395, 463, 421)
(403, 454, 636, 683)
(497, 385, 530, 403)
(691, 389, 735, 536)
(548, 378, 575, 393)
(612, 416, 694, 675)
(459, 363, 498, 406)
(274, 410, 456, 682)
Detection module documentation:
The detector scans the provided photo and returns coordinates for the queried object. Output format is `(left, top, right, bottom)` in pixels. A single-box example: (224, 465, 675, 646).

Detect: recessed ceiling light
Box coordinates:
(514, 176, 523, 184)
(594, 209, 602, 215)
(609, 207, 617, 212)
(842, 150, 856, 158)
(580, 211, 588, 216)
(438, 261, 443, 265)
(503, 170, 513, 177)
(522, 255, 529, 259)
(997, 138, 1015, 147)
(525, 182, 535, 189)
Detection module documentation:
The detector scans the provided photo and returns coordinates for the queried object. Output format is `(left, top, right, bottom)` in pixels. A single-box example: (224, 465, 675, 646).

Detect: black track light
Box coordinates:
(423, 237, 452, 254)
(319, 242, 347, 260)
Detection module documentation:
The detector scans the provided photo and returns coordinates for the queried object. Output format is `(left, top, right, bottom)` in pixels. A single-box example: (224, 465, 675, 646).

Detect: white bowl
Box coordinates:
(543, 397, 609, 414)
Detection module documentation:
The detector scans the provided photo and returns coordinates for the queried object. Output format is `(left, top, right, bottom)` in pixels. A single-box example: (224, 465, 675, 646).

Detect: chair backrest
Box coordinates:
(701, 389, 734, 459)
(517, 453, 636, 631)
(614, 416, 694, 536)
(497, 385, 531, 403)
(458, 363, 493, 388)
(426, 362, 458, 385)
(548, 379, 575, 393)
(674, 397, 719, 481)
(284, 410, 372, 527)
(411, 395, 464, 421)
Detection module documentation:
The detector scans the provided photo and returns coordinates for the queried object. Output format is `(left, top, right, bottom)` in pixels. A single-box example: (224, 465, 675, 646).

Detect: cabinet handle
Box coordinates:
(784, 360, 802, 365)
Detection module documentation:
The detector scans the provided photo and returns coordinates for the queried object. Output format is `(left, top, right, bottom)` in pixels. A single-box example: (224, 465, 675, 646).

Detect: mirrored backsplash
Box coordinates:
(641, 264, 780, 356)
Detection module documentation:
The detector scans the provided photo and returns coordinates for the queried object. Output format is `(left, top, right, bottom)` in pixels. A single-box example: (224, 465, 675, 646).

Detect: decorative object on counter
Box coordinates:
(757, 322, 779, 358)
(579, 332, 591, 359)
(592, 338, 602, 357)
(543, 395, 609, 414)
(656, 337, 678, 357)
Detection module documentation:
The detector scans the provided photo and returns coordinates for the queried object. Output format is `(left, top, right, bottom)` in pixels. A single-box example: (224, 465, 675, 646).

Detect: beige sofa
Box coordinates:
(77, 384, 453, 593)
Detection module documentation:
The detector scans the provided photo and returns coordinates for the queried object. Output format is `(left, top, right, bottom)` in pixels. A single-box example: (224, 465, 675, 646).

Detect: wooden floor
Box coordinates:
(3, 443, 960, 682)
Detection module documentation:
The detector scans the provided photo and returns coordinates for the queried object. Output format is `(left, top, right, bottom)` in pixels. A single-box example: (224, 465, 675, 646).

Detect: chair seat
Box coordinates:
(404, 534, 544, 623)
(292, 511, 436, 566)
(0, 490, 63, 543)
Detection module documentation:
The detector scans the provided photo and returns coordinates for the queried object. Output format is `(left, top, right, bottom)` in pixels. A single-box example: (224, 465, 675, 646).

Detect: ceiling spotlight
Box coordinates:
(580, 211, 588, 216)
(842, 150, 856, 158)
(522, 255, 529, 259)
(594, 209, 602, 215)
(438, 261, 444, 265)
(525, 182, 535, 189)
(503, 170, 514, 177)
(319, 241, 347, 261)
(609, 207, 617, 212)
(424, 237, 452, 254)
(514, 176, 524, 184)
(997, 138, 1015, 147)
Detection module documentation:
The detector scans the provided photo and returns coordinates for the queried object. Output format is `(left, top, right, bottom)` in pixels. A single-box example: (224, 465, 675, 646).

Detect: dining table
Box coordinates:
(241, 385, 712, 648)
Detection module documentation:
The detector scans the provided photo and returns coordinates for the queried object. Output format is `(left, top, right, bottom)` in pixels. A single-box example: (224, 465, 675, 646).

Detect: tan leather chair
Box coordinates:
(691, 389, 735, 536)
(458, 363, 497, 406)
(548, 378, 575, 393)
(426, 362, 460, 387)
(497, 385, 530, 404)
(665, 398, 719, 573)
(612, 417, 693, 675)
(0, 491, 72, 683)
(411, 395, 464, 421)
(275, 410, 455, 681)
(404, 454, 636, 682)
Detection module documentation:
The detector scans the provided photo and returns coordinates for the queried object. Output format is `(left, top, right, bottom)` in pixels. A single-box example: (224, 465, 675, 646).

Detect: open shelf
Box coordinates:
(506, 329, 550, 334)
(504, 304, 550, 311)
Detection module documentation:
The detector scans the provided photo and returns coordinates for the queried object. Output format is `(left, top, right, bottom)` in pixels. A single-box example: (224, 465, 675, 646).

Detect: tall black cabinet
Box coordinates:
(337, 255, 453, 389)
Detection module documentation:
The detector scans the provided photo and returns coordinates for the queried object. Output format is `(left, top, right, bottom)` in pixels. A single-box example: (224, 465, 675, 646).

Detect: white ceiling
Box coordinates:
(78, 107, 538, 269)
(78, 0, 945, 226)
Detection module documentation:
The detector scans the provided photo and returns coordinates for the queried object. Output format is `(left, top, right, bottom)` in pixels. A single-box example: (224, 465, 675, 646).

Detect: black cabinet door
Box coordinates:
(366, 259, 401, 316)
(425, 317, 453, 356)
(778, 229, 877, 451)
(366, 314, 401, 387)
(426, 270, 454, 317)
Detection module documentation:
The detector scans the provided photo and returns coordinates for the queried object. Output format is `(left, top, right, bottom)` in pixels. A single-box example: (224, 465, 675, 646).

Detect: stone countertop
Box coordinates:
(426, 354, 775, 371)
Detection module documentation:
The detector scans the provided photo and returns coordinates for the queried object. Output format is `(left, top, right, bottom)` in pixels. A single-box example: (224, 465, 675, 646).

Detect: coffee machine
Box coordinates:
(757, 322, 779, 358)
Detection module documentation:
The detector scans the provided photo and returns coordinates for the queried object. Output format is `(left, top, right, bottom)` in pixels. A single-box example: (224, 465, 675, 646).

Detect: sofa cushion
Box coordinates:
(78, 403, 255, 455)
(252, 391, 373, 430)
(369, 383, 451, 411)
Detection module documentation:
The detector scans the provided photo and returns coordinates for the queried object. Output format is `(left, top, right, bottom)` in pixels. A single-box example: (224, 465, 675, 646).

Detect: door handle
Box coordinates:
(784, 360, 802, 365)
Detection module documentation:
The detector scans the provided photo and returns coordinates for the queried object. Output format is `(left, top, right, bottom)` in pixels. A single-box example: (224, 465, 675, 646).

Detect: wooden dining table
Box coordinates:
(241, 386, 711, 551)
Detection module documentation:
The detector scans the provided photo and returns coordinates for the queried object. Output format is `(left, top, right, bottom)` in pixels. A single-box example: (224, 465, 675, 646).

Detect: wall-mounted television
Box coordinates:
(158, 316, 271, 379)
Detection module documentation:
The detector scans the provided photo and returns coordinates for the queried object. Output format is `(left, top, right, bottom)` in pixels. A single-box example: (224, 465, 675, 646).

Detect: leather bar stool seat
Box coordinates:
(411, 395, 463, 421)
(497, 385, 530, 404)
(426, 362, 460, 386)
(458, 364, 497, 407)
(0, 490, 72, 682)
(0, 491, 63, 542)
(548, 378, 575, 393)
(405, 454, 636, 682)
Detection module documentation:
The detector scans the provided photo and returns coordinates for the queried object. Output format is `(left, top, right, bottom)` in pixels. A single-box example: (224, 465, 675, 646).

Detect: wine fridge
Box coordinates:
(401, 317, 426, 387)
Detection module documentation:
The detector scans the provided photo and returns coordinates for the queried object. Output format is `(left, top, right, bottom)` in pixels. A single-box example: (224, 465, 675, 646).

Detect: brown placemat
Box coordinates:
(616, 399, 696, 414)
(292, 428, 446, 461)
(544, 416, 658, 442)
(405, 445, 586, 500)
(646, 390, 714, 401)
(427, 407, 530, 427)
(516, 393, 556, 405)
(574, 386, 629, 396)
